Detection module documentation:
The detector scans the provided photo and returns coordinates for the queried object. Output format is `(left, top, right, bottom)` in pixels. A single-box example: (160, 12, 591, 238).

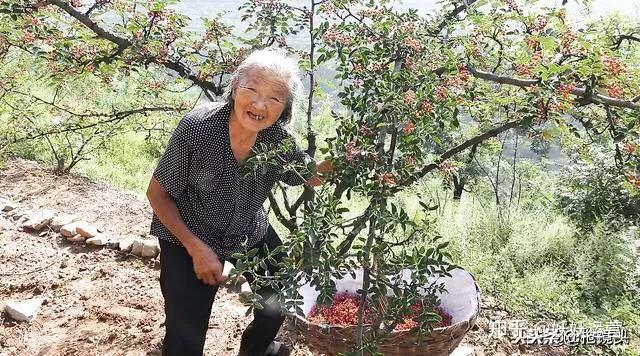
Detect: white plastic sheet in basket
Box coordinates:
(296, 268, 480, 325)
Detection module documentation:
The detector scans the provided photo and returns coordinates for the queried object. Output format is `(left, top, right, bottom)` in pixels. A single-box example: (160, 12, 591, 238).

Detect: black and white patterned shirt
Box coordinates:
(150, 102, 312, 259)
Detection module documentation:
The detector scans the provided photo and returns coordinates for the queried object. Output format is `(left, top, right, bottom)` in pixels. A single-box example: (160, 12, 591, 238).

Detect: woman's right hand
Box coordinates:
(189, 240, 226, 286)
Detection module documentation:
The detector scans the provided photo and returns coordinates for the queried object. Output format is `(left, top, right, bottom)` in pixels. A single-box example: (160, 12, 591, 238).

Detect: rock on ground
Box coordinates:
(21, 210, 55, 231)
(105, 236, 122, 250)
(0, 197, 18, 212)
(4, 298, 44, 322)
(75, 221, 98, 238)
(67, 234, 86, 243)
(119, 235, 137, 253)
(0, 216, 13, 231)
(50, 214, 78, 232)
(131, 239, 144, 256)
(60, 222, 79, 237)
(86, 234, 114, 246)
(141, 240, 160, 258)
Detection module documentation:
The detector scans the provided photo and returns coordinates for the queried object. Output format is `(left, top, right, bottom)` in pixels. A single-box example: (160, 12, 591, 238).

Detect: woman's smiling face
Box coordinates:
(231, 68, 288, 133)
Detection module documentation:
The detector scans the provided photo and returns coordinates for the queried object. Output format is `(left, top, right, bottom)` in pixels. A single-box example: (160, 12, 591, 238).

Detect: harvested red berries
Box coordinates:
(307, 292, 453, 331)
(395, 304, 452, 330)
(308, 292, 367, 326)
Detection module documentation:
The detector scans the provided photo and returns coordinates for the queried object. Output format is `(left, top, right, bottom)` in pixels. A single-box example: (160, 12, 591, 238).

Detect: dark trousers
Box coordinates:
(159, 226, 286, 356)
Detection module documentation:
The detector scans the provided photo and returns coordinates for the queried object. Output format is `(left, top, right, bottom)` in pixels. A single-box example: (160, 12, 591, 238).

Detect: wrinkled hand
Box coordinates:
(189, 241, 226, 286)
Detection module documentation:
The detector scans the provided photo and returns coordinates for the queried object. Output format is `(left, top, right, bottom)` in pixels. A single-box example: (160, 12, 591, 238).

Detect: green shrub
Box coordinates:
(573, 221, 639, 309)
(435, 192, 639, 326)
(556, 147, 640, 230)
(77, 132, 159, 192)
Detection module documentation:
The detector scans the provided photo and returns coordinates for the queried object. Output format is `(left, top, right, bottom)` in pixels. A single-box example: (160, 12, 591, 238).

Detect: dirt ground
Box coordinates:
(0, 158, 572, 356)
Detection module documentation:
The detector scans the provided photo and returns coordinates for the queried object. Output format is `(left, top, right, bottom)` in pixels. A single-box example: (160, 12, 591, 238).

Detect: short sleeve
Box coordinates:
(278, 131, 315, 186)
(153, 115, 193, 199)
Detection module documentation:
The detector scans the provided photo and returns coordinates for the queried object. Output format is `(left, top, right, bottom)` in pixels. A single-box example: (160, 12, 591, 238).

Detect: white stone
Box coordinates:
(119, 235, 137, 253)
(451, 345, 476, 356)
(67, 234, 86, 243)
(85, 234, 112, 246)
(240, 281, 252, 295)
(141, 240, 160, 258)
(0, 197, 18, 212)
(0, 217, 13, 231)
(75, 221, 98, 238)
(4, 298, 43, 322)
(60, 222, 78, 237)
(50, 214, 78, 232)
(131, 239, 144, 256)
(222, 261, 235, 279)
(21, 210, 55, 231)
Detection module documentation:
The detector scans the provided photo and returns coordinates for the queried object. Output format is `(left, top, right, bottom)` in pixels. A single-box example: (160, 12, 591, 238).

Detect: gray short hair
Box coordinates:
(223, 48, 303, 127)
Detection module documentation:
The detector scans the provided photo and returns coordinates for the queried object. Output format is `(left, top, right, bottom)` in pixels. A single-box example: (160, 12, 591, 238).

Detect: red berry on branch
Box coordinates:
(435, 85, 449, 102)
(345, 140, 360, 162)
(21, 30, 36, 45)
(405, 155, 417, 167)
(623, 141, 637, 155)
(606, 84, 624, 98)
(403, 90, 417, 104)
(420, 100, 433, 113)
(403, 121, 415, 134)
(403, 37, 423, 53)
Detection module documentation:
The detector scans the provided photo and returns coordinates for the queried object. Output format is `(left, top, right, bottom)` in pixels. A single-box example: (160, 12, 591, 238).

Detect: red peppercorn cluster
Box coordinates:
(307, 293, 453, 331)
(395, 304, 453, 331)
(601, 54, 625, 76)
(606, 84, 624, 98)
(345, 140, 361, 162)
(377, 172, 397, 187)
(557, 82, 575, 103)
(626, 172, 640, 188)
(504, 0, 522, 14)
(308, 292, 369, 326)
(561, 31, 577, 56)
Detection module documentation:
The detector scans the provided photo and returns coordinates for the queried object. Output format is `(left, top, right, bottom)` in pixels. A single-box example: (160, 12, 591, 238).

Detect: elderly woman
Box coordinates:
(146, 49, 329, 356)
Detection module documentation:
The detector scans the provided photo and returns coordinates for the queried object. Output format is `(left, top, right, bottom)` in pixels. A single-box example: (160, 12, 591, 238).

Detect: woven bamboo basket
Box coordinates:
(292, 268, 481, 356)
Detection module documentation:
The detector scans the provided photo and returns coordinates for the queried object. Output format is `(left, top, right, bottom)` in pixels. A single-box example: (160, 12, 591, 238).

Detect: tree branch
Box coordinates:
(51, 0, 130, 49)
(466, 66, 639, 110)
(337, 207, 372, 257)
(268, 191, 297, 231)
(1, 106, 180, 148)
(432, 0, 479, 35)
(48, 0, 223, 98)
(612, 34, 640, 50)
(407, 119, 524, 185)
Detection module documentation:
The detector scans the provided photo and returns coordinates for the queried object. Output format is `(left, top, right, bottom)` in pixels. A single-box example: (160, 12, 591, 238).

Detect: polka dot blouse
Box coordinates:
(150, 102, 313, 259)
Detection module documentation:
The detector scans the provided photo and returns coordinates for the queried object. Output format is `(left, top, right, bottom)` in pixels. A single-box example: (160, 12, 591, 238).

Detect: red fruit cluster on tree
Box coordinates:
(377, 172, 397, 187)
(557, 82, 575, 103)
(601, 54, 625, 76)
(533, 15, 548, 33)
(504, 0, 522, 14)
(561, 31, 577, 55)
(403, 121, 415, 134)
(403, 90, 417, 104)
(307, 293, 453, 331)
(345, 140, 361, 162)
(435, 85, 449, 102)
(626, 173, 640, 188)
